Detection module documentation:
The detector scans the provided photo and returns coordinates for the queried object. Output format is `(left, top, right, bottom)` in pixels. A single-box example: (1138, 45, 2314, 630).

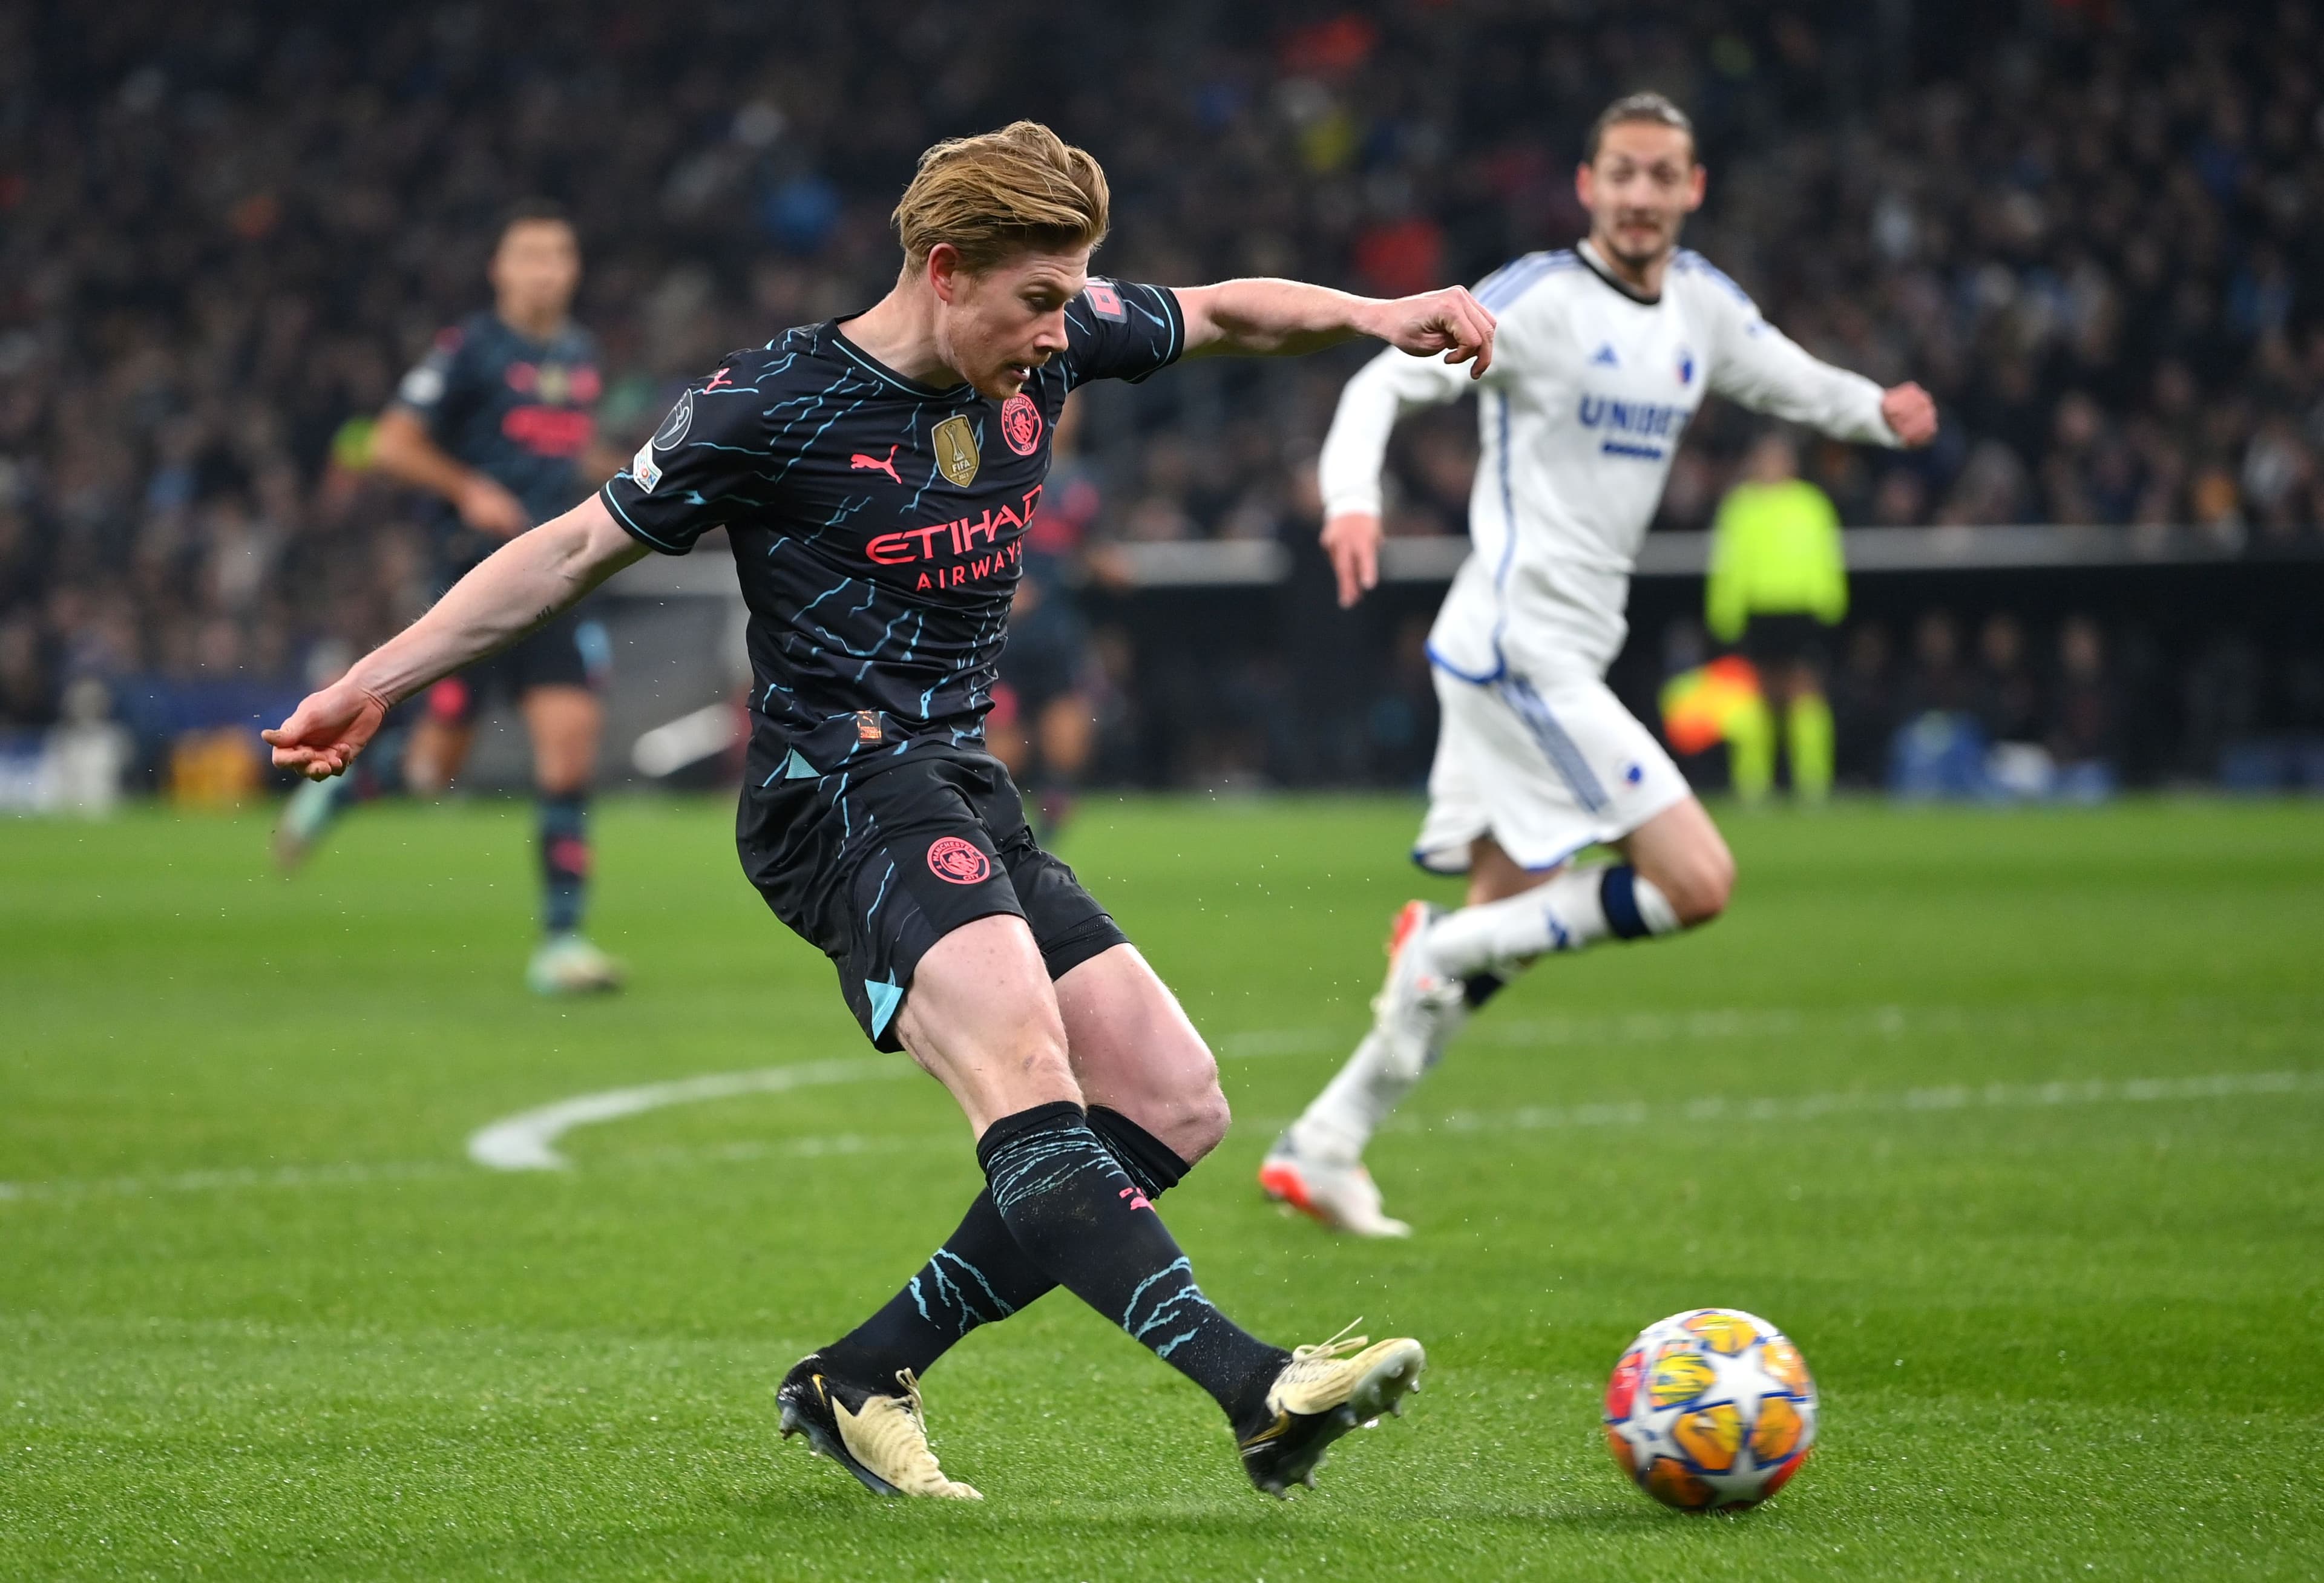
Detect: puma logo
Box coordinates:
(850, 444, 901, 484)
(1118, 1185, 1152, 1212)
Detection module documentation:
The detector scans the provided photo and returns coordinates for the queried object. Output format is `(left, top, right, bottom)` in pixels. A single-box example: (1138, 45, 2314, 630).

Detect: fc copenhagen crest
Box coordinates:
(931, 414, 980, 488)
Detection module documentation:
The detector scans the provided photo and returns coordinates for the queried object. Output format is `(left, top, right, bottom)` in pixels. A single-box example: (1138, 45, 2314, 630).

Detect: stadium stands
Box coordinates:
(0, 2, 2317, 790)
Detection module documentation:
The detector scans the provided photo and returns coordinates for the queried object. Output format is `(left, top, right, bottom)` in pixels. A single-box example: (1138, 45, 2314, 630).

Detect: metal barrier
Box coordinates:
(519, 527, 2320, 793)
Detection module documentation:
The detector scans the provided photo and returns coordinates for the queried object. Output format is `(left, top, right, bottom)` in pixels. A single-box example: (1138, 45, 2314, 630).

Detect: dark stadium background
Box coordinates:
(2, 0, 2319, 799)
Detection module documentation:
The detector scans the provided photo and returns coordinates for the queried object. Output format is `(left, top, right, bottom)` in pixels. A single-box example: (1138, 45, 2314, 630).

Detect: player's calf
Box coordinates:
(812, 1104, 1200, 1394)
(1055, 943, 1233, 1165)
(980, 1101, 1423, 1492)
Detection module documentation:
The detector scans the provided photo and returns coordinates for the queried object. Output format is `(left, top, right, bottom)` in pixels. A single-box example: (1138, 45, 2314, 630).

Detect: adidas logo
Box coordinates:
(1590, 344, 1620, 367)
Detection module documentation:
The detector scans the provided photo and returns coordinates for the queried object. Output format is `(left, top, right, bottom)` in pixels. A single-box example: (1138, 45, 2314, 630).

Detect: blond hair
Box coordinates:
(893, 120, 1110, 272)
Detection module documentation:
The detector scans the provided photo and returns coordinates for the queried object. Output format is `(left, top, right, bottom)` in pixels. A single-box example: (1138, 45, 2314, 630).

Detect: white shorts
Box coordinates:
(1414, 667, 1691, 874)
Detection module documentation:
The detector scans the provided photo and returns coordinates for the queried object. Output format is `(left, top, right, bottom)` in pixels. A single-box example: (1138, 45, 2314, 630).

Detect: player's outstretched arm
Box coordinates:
(1175, 280, 1495, 376)
(1701, 288, 1938, 451)
(263, 495, 646, 779)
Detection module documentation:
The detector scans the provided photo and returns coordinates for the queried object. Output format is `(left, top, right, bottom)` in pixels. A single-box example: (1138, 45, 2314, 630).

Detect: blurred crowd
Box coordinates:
(1791, 606, 2323, 796)
(1, 1, 2318, 790)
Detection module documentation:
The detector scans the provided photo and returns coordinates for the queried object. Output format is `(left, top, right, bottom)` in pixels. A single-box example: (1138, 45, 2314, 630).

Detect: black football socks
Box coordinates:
(537, 792, 590, 934)
(816, 1186, 1047, 1386)
(976, 1102, 1287, 1428)
(816, 1106, 1191, 1386)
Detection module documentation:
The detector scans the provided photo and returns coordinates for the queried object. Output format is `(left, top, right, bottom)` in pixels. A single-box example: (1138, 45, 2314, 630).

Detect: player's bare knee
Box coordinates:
(1633, 830, 1734, 927)
(1664, 848, 1735, 926)
(1169, 1066, 1232, 1164)
(1121, 1043, 1229, 1164)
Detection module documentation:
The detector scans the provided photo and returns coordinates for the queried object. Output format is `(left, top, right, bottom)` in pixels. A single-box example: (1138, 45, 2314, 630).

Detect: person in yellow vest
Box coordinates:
(1705, 431, 1848, 802)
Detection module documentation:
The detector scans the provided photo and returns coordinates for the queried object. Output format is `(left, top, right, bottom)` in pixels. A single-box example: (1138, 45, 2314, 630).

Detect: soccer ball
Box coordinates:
(1601, 1307, 1816, 1512)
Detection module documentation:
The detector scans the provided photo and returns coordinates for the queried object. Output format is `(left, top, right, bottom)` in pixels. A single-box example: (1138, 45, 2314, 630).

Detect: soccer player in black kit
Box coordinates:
(274, 202, 624, 996)
(267, 123, 1496, 1499)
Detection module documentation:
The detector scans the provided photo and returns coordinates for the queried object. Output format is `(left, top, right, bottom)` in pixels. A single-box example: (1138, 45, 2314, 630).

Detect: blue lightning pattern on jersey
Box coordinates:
(603, 284, 1181, 775)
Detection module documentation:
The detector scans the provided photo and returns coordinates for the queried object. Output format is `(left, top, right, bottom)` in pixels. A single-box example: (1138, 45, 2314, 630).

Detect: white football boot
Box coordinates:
(525, 932, 626, 995)
(1258, 1129, 1412, 1239)
(1261, 900, 1465, 1236)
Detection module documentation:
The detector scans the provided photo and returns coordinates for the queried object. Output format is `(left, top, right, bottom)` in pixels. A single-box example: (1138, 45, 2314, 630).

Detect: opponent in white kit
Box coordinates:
(1261, 93, 1938, 1236)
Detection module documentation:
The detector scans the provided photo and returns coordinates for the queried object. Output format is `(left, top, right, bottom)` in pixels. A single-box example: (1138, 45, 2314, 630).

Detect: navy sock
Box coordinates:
(1599, 865, 1653, 940)
(537, 792, 589, 934)
(977, 1103, 1286, 1428)
(819, 1106, 1190, 1385)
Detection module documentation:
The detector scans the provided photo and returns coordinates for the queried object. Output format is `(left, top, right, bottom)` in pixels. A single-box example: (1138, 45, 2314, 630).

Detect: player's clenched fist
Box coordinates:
(1880, 382, 1938, 448)
(1365, 286, 1496, 378)
(261, 681, 391, 780)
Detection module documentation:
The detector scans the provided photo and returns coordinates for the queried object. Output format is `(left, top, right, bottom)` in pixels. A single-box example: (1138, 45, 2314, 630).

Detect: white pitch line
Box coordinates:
(2, 1066, 2315, 1205)
(1404, 1068, 2324, 1140)
(456, 1029, 1348, 1174)
(464, 1055, 916, 1171)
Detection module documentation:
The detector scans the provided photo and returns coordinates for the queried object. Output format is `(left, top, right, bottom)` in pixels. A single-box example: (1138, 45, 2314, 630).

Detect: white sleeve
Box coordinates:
(1316, 346, 1479, 517)
(1701, 279, 1897, 447)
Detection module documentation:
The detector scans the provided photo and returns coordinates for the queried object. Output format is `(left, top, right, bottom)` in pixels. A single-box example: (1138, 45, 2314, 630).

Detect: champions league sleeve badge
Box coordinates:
(652, 388, 695, 450)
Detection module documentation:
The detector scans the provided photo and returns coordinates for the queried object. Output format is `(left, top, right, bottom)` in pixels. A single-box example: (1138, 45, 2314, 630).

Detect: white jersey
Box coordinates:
(1319, 241, 1899, 685)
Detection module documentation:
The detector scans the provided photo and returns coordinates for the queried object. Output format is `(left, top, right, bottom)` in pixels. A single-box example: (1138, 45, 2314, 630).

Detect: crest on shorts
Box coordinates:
(927, 836, 991, 885)
(1000, 393, 1043, 456)
(931, 414, 980, 487)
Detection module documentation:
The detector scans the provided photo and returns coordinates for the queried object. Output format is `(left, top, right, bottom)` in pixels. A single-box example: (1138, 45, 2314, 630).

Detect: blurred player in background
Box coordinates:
(1705, 429, 1849, 804)
(274, 202, 626, 996)
(1262, 93, 1938, 1236)
(987, 393, 1109, 840)
(264, 122, 1495, 1500)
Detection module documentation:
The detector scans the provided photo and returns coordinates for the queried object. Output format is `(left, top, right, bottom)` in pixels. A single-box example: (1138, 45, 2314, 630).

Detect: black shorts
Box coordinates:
(1740, 614, 1830, 674)
(426, 608, 609, 727)
(735, 732, 1128, 1051)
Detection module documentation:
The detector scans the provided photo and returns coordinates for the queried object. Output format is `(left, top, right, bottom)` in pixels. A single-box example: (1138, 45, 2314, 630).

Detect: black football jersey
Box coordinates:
(391, 310, 604, 571)
(601, 278, 1183, 772)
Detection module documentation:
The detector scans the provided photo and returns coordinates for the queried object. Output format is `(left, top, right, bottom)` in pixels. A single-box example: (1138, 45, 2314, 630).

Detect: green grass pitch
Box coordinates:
(2, 795, 2320, 1580)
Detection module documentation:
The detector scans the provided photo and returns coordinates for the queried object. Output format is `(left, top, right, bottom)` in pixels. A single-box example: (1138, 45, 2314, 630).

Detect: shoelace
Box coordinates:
(1288, 1318, 1370, 1366)
(892, 1368, 928, 1424)
(871, 1369, 959, 1489)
